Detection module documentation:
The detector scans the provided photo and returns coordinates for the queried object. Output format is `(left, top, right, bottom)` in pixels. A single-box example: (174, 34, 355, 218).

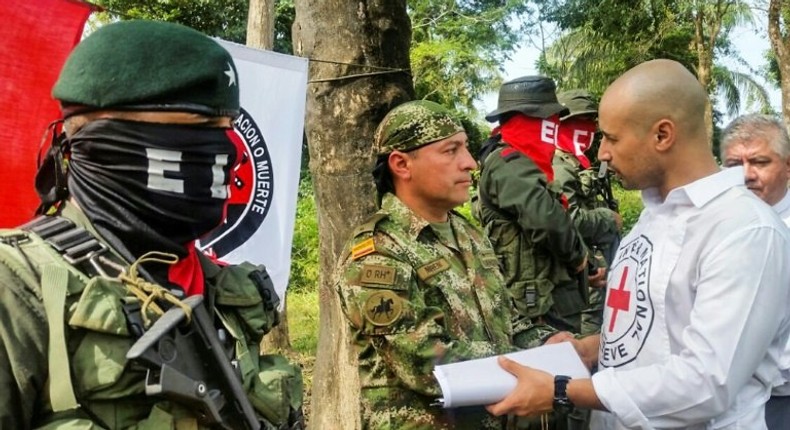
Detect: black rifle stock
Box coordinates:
(597, 161, 619, 212)
(126, 295, 262, 430)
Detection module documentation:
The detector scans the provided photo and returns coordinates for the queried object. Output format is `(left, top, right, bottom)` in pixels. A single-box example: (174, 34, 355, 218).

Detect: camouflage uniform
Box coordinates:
(337, 100, 518, 429)
(0, 202, 302, 428)
(553, 151, 618, 335)
(336, 193, 516, 430)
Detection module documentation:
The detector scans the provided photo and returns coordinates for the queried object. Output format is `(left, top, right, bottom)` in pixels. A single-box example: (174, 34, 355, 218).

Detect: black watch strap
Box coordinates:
(553, 375, 574, 413)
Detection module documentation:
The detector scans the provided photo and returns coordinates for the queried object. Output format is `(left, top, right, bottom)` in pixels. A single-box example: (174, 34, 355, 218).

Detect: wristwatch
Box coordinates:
(553, 375, 574, 414)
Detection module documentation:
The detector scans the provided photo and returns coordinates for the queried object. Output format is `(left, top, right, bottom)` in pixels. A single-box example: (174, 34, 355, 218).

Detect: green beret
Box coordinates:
(53, 20, 239, 117)
(374, 100, 464, 155)
(558, 90, 598, 121)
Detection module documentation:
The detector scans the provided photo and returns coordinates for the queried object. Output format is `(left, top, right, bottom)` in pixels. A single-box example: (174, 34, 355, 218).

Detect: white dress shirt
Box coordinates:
(771, 190, 790, 397)
(590, 167, 790, 429)
(772, 190, 790, 227)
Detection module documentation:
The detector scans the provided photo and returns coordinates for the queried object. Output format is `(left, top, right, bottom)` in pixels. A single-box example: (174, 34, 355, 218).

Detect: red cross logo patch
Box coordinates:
(600, 234, 654, 368)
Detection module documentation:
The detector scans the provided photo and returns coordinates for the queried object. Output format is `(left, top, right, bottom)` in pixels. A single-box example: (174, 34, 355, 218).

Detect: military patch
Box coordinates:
(481, 253, 499, 269)
(359, 264, 396, 286)
(364, 290, 403, 327)
(416, 257, 450, 280)
(352, 238, 376, 260)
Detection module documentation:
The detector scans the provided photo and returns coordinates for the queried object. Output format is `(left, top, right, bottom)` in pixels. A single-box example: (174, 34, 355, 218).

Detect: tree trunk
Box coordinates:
(246, 0, 275, 50)
(292, 1, 413, 428)
(768, 0, 790, 127)
(246, 0, 291, 352)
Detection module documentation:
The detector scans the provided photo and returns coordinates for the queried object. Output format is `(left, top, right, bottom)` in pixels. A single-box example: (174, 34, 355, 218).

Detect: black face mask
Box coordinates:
(63, 119, 238, 261)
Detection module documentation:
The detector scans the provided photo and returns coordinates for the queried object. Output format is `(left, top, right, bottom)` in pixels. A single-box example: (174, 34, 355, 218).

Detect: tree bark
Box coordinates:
(769, 0, 790, 127)
(246, 0, 290, 352)
(246, 0, 275, 50)
(292, 1, 413, 428)
(691, 0, 732, 145)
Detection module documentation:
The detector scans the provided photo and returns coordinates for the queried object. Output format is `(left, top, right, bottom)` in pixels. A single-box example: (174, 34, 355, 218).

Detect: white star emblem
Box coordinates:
(224, 62, 236, 87)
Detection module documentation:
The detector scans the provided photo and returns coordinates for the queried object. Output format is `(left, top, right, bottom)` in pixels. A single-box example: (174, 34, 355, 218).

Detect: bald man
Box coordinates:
(485, 59, 790, 429)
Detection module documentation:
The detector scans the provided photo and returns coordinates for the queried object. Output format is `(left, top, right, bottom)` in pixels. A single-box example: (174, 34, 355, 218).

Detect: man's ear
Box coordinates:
(388, 151, 412, 181)
(653, 119, 675, 152)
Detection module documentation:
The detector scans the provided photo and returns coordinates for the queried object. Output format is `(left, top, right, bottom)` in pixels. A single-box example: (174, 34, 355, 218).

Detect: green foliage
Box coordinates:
(535, 0, 770, 124)
(612, 183, 643, 234)
(288, 177, 320, 294)
(409, 0, 534, 113)
(288, 290, 319, 356)
(93, 0, 295, 53)
(536, 0, 697, 94)
(95, 0, 249, 42)
(458, 114, 492, 160)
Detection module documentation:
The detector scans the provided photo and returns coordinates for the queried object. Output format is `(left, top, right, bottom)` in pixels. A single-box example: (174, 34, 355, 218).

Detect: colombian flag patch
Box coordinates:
(352, 238, 376, 260)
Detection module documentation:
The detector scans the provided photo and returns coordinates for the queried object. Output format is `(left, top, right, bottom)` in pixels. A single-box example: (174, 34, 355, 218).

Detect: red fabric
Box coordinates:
(168, 242, 205, 296)
(500, 114, 560, 181)
(0, 0, 94, 227)
(557, 117, 597, 169)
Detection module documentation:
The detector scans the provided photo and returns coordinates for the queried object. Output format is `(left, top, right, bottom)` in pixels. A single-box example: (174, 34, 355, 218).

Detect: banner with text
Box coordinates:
(198, 41, 307, 302)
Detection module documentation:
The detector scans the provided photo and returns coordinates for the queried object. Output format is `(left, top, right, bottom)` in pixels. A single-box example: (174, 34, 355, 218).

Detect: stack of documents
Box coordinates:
(433, 342, 590, 408)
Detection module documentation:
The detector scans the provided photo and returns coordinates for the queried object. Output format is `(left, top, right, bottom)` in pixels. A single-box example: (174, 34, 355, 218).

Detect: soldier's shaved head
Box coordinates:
(602, 59, 707, 142)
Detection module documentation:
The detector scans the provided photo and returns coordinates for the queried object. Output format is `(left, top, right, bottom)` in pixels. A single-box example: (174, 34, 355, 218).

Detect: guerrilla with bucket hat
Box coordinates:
(485, 76, 569, 122)
(558, 89, 598, 121)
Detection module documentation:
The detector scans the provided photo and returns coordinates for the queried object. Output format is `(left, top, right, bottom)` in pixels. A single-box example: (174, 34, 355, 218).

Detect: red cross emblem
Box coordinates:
(607, 266, 631, 332)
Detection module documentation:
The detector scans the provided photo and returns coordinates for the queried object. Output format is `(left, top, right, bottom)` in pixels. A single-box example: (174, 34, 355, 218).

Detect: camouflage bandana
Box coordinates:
(373, 100, 464, 155)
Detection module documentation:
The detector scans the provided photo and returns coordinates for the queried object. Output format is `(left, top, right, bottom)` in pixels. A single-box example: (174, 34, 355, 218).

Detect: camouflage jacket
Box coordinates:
(476, 143, 588, 347)
(335, 193, 516, 430)
(553, 151, 620, 336)
(552, 151, 618, 248)
(0, 202, 302, 429)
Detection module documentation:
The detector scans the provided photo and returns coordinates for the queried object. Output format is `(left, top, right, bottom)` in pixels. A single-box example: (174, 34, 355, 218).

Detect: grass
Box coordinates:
(285, 289, 319, 426)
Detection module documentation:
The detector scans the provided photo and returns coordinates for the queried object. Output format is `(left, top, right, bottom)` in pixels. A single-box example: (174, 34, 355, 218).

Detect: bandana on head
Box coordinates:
(65, 119, 239, 294)
(374, 100, 464, 155)
(557, 117, 596, 169)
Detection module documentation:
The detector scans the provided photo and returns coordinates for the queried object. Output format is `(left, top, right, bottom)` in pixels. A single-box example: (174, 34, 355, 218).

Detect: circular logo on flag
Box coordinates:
(599, 234, 655, 368)
(198, 108, 274, 257)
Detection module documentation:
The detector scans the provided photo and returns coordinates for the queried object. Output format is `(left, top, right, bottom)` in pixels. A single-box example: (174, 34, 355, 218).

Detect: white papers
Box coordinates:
(433, 342, 590, 408)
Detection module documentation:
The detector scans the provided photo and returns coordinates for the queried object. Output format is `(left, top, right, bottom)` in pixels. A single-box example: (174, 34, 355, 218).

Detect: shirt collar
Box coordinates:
(381, 193, 432, 240)
(381, 192, 461, 241)
(772, 189, 790, 217)
(642, 166, 745, 209)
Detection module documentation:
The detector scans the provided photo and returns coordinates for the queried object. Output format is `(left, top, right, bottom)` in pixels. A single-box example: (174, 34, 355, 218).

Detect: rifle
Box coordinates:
(597, 161, 619, 212)
(596, 161, 621, 266)
(126, 295, 264, 430)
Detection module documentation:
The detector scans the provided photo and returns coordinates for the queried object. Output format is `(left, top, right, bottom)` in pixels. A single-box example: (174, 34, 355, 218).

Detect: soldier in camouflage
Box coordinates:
(553, 90, 622, 337)
(335, 100, 518, 429)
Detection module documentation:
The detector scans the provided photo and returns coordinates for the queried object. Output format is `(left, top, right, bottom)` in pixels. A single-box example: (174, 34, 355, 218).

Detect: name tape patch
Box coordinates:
(416, 257, 450, 280)
(360, 264, 396, 286)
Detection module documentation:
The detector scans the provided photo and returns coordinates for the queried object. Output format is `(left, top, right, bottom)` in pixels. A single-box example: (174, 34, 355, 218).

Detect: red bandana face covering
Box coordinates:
(557, 117, 596, 169)
(500, 114, 561, 181)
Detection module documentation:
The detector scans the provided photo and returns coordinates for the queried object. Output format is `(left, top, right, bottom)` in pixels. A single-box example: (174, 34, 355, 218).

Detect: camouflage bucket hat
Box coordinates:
(53, 20, 240, 117)
(485, 76, 569, 122)
(374, 100, 465, 155)
(558, 89, 598, 121)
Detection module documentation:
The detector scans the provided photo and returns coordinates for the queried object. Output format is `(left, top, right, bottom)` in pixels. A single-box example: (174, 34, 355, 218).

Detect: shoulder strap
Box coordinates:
(1, 216, 116, 413)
